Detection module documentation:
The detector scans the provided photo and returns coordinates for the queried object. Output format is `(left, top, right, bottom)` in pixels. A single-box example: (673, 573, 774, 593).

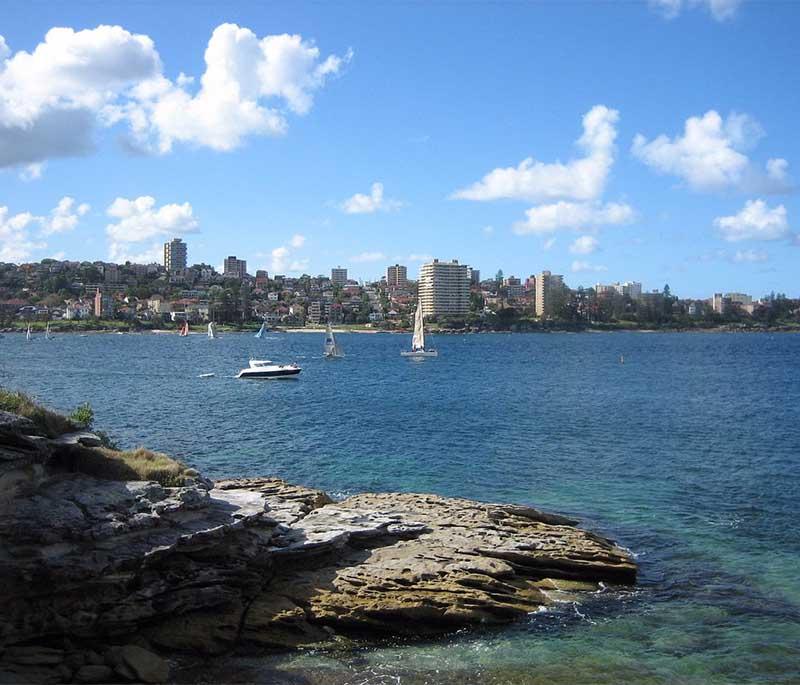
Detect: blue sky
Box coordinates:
(0, 0, 798, 298)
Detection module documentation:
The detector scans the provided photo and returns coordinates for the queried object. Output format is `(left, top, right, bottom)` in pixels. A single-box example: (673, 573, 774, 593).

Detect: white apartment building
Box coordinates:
(331, 267, 348, 286)
(535, 271, 564, 317)
(418, 259, 471, 317)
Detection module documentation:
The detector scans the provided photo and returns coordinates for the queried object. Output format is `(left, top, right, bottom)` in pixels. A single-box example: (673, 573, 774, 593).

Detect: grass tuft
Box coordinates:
(0, 389, 79, 437)
(67, 446, 195, 487)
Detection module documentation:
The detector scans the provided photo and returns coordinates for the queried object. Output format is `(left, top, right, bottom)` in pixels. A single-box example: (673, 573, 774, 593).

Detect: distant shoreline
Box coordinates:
(3, 323, 798, 335)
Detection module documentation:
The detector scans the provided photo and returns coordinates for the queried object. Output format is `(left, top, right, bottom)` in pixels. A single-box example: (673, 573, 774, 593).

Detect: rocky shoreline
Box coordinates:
(0, 409, 636, 684)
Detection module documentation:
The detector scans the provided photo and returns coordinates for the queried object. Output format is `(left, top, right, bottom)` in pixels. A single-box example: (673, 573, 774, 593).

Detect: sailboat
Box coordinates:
(323, 322, 344, 358)
(179, 321, 189, 337)
(45, 322, 53, 340)
(254, 321, 268, 338)
(207, 321, 219, 339)
(400, 304, 437, 357)
(26, 324, 32, 341)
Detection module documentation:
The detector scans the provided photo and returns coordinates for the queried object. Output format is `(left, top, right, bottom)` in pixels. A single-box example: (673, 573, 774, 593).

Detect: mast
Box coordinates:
(411, 304, 425, 351)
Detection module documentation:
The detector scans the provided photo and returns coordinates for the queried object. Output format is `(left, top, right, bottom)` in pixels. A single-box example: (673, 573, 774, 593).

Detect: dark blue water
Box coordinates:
(3, 330, 799, 684)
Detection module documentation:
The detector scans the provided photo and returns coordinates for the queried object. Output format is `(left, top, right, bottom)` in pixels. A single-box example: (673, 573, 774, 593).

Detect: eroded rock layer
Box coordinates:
(0, 422, 635, 683)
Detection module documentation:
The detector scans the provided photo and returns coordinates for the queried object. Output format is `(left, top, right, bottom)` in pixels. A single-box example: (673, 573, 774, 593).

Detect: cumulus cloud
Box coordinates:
(268, 235, 308, 273)
(713, 199, 789, 242)
(569, 235, 599, 255)
(41, 196, 90, 235)
(341, 182, 402, 214)
(0, 23, 350, 171)
(571, 260, 608, 273)
(0, 196, 90, 262)
(650, 0, 743, 21)
(513, 201, 635, 235)
(0, 206, 43, 262)
(350, 251, 387, 263)
(0, 26, 160, 169)
(452, 106, 619, 202)
(105, 195, 197, 261)
(632, 110, 789, 192)
(732, 248, 768, 263)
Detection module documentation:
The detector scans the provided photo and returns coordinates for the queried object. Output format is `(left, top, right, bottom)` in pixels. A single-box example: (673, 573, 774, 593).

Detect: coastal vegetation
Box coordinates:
(0, 388, 80, 437)
(0, 390, 193, 486)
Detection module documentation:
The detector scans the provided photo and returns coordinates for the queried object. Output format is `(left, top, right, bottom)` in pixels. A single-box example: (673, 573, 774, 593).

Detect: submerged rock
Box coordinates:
(0, 412, 636, 683)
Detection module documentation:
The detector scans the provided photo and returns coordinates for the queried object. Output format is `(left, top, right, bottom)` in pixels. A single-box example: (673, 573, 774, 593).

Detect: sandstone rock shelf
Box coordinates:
(0, 414, 636, 684)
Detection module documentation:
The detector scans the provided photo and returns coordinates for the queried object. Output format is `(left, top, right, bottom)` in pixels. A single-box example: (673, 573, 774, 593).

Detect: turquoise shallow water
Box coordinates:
(2, 330, 799, 684)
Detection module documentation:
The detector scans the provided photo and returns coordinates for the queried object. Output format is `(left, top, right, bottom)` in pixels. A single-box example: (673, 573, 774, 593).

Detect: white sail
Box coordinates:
(26, 324, 32, 341)
(45, 323, 51, 340)
(411, 304, 425, 351)
(324, 323, 344, 357)
(207, 322, 218, 339)
(255, 322, 267, 338)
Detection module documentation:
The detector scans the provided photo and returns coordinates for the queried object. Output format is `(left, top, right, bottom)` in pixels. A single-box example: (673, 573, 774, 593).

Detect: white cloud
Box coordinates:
(732, 249, 768, 263)
(0, 197, 90, 262)
(126, 25, 351, 154)
(0, 23, 350, 170)
(766, 158, 789, 182)
(105, 195, 197, 261)
(108, 242, 162, 264)
(569, 235, 599, 255)
(270, 246, 290, 272)
(341, 182, 402, 214)
(513, 201, 635, 235)
(482, 225, 494, 236)
(0, 26, 161, 169)
(408, 253, 433, 262)
(268, 234, 309, 272)
(452, 105, 619, 202)
(41, 196, 90, 235)
(571, 260, 608, 273)
(543, 237, 557, 251)
(632, 110, 788, 192)
(0, 206, 44, 262)
(713, 199, 789, 242)
(350, 251, 387, 263)
(19, 163, 45, 181)
(650, 0, 743, 21)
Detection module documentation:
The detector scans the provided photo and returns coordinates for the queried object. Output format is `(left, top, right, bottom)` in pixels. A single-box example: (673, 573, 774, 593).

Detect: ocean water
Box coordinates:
(2, 330, 799, 684)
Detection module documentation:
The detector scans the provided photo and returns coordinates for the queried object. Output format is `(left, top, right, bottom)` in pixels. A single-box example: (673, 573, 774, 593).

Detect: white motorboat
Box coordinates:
(237, 359, 301, 379)
(401, 303, 437, 357)
(323, 322, 344, 358)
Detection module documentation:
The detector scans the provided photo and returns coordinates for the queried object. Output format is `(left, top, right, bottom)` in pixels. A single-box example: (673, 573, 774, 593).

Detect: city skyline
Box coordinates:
(1, 1, 799, 298)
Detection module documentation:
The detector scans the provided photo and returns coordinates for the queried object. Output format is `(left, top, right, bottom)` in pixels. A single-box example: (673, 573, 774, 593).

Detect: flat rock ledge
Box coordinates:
(0, 423, 636, 684)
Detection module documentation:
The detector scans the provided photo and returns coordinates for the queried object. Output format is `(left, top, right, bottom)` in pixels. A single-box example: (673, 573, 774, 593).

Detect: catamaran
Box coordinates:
(207, 322, 219, 339)
(179, 321, 189, 337)
(401, 304, 437, 357)
(254, 321, 268, 338)
(323, 322, 344, 358)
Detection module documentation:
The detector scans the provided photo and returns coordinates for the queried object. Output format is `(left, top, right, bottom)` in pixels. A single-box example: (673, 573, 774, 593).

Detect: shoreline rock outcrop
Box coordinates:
(0, 412, 636, 683)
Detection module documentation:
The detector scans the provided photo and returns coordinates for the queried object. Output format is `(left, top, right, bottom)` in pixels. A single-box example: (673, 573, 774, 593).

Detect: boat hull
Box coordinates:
(237, 367, 301, 379)
(400, 350, 438, 358)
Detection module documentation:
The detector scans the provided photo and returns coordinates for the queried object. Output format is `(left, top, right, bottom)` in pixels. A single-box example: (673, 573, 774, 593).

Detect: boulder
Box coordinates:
(118, 645, 169, 684)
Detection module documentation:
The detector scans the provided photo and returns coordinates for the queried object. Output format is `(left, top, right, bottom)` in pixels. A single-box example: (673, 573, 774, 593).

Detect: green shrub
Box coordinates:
(69, 402, 94, 429)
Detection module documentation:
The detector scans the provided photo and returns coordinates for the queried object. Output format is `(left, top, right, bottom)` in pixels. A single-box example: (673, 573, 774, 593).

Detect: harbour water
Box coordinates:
(2, 330, 799, 684)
